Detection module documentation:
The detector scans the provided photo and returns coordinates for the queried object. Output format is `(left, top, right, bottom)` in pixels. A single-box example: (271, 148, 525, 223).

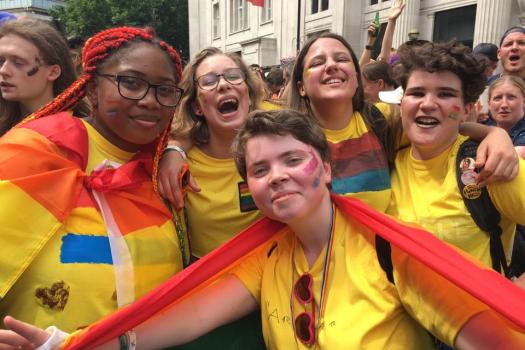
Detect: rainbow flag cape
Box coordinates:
(63, 194, 525, 349)
(0, 113, 188, 329)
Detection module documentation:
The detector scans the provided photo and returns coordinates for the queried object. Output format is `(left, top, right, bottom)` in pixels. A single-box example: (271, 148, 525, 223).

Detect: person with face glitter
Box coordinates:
(3, 110, 525, 350)
(0, 18, 88, 136)
(387, 41, 525, 285)
(288, 33, 519, 216)
(0, 26, 187, 333)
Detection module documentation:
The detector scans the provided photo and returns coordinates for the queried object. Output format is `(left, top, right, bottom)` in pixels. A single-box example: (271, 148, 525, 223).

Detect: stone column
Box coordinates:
(518, 0, 525, 26)
(473, 0, 512, 45)
(392, 0, 420, 48)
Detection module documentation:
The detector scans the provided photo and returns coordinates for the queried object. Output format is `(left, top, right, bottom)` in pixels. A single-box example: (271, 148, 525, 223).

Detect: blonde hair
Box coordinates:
(488, 75, 525, 100)
(171, 48, 264, 146)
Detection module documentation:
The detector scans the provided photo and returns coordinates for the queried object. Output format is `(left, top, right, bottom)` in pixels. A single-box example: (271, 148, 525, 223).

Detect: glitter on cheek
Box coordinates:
(304, 67, 313, 78)
(303, 149, 319, 175)
(449, 105, 461, 120)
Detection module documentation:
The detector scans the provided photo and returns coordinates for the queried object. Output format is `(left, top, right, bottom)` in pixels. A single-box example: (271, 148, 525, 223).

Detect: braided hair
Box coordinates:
(17, 26, 183, 192)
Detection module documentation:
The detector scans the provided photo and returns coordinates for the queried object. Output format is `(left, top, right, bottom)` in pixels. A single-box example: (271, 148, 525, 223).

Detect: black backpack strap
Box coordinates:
(367, 105, 394, 171)
(455, 139, 509, 277)
(375, 234, 394, 284)
(510, 225, 525, 278)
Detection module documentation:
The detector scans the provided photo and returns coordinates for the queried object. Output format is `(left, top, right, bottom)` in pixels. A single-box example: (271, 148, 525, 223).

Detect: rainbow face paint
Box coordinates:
(448, 105, 461, 120)
(303, 149, 319, 175)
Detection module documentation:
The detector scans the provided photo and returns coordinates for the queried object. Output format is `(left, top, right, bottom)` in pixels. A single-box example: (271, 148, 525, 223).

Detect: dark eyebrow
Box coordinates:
(405, 86, 460, 94)
(439, 87, 461, 93)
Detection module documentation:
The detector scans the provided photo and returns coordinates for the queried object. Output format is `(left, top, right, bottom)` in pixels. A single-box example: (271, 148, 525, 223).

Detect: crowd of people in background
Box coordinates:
(1, 0, 525, 348)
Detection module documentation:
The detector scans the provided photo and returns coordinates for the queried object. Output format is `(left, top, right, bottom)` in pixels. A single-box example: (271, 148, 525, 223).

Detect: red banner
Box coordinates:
(248, 0, 265, 7)
(62, 195, 525, 350)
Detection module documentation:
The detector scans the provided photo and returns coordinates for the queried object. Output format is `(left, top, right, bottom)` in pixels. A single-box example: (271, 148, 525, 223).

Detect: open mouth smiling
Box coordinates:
(218, 98, 239, 114)
(415, 116, 440, 128)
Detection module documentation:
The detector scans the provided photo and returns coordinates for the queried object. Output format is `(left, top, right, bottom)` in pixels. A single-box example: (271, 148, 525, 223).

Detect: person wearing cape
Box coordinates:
(2, 109, 525, 350)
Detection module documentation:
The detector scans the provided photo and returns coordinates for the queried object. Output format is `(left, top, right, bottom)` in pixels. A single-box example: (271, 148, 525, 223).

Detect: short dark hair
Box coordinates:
(394, 41, 485, 104)
(362, 61, 397, 88)
(266, 66, 284, 86)
(473, 43, 498, 63)
(233, 109, 330, 180)
(500, 26, 525, 46)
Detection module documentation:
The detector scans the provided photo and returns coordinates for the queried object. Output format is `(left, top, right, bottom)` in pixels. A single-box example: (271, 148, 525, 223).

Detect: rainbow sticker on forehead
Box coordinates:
(449, 105, 461, 120)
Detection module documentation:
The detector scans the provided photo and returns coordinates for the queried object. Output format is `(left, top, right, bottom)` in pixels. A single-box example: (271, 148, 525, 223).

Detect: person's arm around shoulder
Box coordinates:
(516, 146, 525, 159)
(486, 156, 525, 225)
(157, 138, 201, 209)
(455, 310, 525, 350)
(459, 122, 519, 186)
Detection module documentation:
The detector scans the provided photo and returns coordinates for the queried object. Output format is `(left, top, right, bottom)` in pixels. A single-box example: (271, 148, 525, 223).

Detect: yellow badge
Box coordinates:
(463, 183, 481, 200)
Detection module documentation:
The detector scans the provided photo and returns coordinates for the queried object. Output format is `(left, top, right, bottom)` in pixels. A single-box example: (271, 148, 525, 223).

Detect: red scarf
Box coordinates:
(63, 194, 525, 349)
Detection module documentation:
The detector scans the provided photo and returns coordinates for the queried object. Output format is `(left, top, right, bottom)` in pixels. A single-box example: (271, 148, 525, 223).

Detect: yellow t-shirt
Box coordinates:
(0, 120, 183, 332)
(232, 207, 487, 349)
(259, 100, 285, 111)
(324, 111, 391, 212)
(388, 135, 525, 268)
(186, 147, 261, 257)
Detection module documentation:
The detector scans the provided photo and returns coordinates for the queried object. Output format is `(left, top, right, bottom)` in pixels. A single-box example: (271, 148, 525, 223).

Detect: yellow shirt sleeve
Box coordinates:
(230, 240, 274, 304)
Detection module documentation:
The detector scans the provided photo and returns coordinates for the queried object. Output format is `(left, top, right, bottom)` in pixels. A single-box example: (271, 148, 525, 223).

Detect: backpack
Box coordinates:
(376, 138, 525, 284)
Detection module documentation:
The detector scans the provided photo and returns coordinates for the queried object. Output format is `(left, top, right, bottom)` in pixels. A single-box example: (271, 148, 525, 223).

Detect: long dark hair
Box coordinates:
(287, 32, 399, 166)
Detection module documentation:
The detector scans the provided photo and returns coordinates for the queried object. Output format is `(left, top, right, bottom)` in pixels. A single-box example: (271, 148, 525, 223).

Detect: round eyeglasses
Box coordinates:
(195, 68, 246, 90)
(96, 73, 184, 107)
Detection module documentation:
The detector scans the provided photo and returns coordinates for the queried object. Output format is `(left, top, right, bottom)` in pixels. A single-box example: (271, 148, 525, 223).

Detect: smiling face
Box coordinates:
(498, 32, 525, 78)
(298, 38, 358, 107)
(245, 133, 331, 224)
(192, 54, 251, 140)
(89, 43, 177, 152)
(0, 34, 59, 108)
(489, 81, 525, 131)
(401, 69, 469, 160)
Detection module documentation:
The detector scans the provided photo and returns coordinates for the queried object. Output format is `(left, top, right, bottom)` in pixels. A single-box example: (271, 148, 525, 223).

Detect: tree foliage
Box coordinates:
(50, 0, 189, 61)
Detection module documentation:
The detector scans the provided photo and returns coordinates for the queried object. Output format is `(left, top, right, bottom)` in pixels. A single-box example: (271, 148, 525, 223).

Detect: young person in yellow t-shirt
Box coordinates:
(0, 26, 186, 333)
(168, 47, 263, 259)
(387, 41, 525, 282)
(6, 109, 524, 350)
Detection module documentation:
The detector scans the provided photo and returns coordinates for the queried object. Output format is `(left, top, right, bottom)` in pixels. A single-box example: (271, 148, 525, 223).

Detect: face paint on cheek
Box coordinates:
(26, 66, 39, 76)
(312, 167, 322, 188)
(303, 149, 319, 175)
(106, 109, 119, 118)
(304, 67, 314, 78)
(449, 105, 461, 120)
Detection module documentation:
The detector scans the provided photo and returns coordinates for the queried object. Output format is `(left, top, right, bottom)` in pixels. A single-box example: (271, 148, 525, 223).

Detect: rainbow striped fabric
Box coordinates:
(62, 195, 525, 350)
(0, 113, 185, 332)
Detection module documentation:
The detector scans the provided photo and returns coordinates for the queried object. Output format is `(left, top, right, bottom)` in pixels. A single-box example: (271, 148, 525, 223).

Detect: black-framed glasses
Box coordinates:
(293, 273, 316, 346)
(97, 73, 183, 107)
(195, 68, 246, 90)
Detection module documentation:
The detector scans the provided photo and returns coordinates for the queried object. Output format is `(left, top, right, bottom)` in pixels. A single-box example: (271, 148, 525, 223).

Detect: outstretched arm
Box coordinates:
(455, 310, 525, 350)
(377, 0, 405, 62)
(358, 21, 377, 67)
(0, 275, 257, 350)
(134, 275, 257, 349)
